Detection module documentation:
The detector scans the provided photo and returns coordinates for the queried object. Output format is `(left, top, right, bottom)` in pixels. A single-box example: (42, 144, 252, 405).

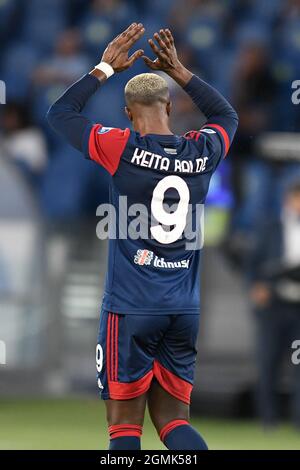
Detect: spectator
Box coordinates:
(32, 29, 90, 87)
(79, 0, 133, 57)
(281, 0, 300, 20)
(229, 41, 277, 245)
(0, 103, 48, 188)
(232, 41, 276, 166)
(249, 181, 300, 430)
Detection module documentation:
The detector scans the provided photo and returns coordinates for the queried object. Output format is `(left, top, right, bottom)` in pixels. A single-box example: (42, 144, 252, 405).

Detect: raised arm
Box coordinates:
(143, 29, 238, 156)
(46, 23, 145, 155)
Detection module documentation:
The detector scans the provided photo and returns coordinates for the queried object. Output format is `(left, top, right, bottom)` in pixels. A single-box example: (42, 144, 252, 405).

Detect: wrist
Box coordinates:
(168, 64, 193, 87)
(90, 61, 115, 83)
(90, 68, 108, 83)
(95, 61, 114, 78)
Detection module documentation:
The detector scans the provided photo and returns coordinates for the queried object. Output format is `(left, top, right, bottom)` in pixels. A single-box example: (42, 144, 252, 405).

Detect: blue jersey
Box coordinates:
(87, 120, 232, 314)
(47, 73, 238, 315)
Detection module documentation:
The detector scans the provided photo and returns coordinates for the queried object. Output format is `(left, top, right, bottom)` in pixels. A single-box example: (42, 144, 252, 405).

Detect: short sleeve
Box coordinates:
(87, 124, 130, 175)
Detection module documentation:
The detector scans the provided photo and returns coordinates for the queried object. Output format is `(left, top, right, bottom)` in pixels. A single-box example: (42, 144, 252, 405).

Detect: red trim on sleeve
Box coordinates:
(153, 360, 193, 405)
(88, 124, 130, 175)
(159, 419, 189, 443)
(203, 124, 230, 157)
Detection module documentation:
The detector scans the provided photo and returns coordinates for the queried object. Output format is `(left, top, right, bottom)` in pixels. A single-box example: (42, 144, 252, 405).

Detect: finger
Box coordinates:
(127, 30, 145, 49)
(114, 23, 137, 43)
(160, 29, 171, 48)
(122, 23, 138, 36)
(165, 28, 174, 46)
(142, 55, 158, 69)
(124, 23, 145, 46)
(148, 38, 168, 60)
(124, 22, 142, 39)
(148, 39, 169, 64)
(114, 23, 139, 45)
(153, 32, 168, 53)
(127, 49, 144, 66)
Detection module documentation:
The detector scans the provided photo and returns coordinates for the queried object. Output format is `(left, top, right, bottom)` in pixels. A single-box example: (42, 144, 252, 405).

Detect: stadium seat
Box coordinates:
(79, 2, 134, 58)
(184, 16, 223, 77)
(233, 20, 271, 48)
(246, 0, 282, 24)
(211, 49, 236, 97)
(1, 43, 40, 100)
(136, 15, 166, 54)
(80, 16, 117, 58)
(41, 145, 93, 220)
(32, 84, 67, 126)
(21, 0, 68, 52)
(277, 19, 300, 61)
(145, 0, 172, 18)
(84, 79, 129, 129)
(41, 144, 109, 220)
(0, 0, 17, 37)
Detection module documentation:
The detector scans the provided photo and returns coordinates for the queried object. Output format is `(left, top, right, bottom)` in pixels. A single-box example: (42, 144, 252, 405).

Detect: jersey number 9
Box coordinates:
(150, 175, 190, 244)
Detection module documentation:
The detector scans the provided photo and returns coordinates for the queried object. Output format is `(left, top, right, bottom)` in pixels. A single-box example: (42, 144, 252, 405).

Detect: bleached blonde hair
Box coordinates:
(125, 73, 170, 106)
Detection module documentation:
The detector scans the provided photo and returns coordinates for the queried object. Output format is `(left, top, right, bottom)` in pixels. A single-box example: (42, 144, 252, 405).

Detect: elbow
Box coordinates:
(228, 103, 239, 124)
(46, 103, 65, 133)
(46, 103, 57, 129)
(231, 100, 239, 121)
(233, 108, 239, 125)
(229, 107, 239, 131)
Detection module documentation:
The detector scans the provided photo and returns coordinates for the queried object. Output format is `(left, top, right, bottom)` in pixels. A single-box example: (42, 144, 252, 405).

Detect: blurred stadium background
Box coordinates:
(1, 0, 300, 450)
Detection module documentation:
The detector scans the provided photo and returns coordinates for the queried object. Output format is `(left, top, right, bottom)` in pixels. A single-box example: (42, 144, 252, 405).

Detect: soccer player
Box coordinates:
(47, 23, 238, 450)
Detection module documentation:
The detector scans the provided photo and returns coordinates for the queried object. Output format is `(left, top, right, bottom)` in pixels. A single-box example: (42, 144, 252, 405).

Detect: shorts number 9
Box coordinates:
(96, 344, 103, 373)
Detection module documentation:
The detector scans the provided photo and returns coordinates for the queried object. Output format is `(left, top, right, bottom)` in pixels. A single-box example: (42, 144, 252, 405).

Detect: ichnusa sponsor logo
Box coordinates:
(134, 249, 190, 269)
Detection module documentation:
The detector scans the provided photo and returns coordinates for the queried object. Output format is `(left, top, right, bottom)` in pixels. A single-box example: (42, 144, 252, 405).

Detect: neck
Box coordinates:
(131, 109, 173, 136)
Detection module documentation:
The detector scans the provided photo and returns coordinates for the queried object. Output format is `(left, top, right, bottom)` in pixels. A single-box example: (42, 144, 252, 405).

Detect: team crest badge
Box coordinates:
(134, 249, 154, 266)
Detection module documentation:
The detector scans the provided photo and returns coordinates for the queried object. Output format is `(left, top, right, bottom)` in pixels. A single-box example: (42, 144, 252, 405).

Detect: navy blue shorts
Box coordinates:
(96, 309, 199, 404)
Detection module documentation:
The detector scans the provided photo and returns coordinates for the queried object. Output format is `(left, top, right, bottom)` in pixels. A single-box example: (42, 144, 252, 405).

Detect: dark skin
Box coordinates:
(90, 24, 193, 136)
(90, 23, 193, 436)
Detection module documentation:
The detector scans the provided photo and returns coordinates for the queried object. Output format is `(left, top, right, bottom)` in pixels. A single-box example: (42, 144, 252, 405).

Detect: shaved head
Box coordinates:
(125, 73, 170, 107)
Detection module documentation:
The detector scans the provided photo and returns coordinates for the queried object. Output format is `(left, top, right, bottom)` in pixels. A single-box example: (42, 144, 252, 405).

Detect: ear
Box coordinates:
(125, 106, 133, 122)
(166, 101, 172, 117)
